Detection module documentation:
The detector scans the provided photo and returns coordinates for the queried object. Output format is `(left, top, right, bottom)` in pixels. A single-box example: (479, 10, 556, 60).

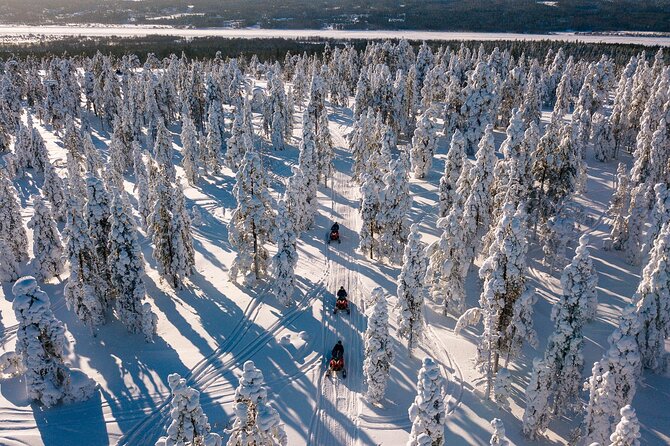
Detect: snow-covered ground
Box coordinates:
(0, 25, 668, 46)
(1, 93, 669, 446)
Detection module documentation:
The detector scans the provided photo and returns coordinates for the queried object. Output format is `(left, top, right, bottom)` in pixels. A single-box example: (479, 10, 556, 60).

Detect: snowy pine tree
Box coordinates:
(407, 357, 446, 446)
(522, 357, 553, 439)
(592, 113, 615, 162)
(12, 276, 96, 407)
(85, 175, 113, 296)
(379, 155, 412, 262)
(226, 361, 287, 446)
(28, 195, 64, 282)
(181, 111, 200, 185)
(0, 172, 29, 263)
(42, 158, 67, 222)
(132, 143, 152, 229)
(605, 164, 630, 251)
(155, 373, 222, 446)
(609, 405, 641, 446)
(410, 108, 438, 179)
(490, 418, 510, 446)
(228, 150, 274, 284)
(108, 190, 157, 341)
(438, 130, 466, 217)
(425, 205, 468, 316)
(0, 238, 20, 283)
(364, 288, 393, 404)
(271, 199, 298, 307)
(396, 224, 427, 355)
(633, 221, 670, 371)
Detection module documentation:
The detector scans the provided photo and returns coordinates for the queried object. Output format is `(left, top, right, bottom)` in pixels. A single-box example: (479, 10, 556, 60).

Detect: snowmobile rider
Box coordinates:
(332, 340, 344, 360)
(331, 222, 340, 233)
(336, 286, 348, 302)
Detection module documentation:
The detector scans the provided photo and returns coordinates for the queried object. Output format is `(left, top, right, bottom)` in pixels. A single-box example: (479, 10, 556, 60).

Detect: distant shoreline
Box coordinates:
(0, 25, 668, 46)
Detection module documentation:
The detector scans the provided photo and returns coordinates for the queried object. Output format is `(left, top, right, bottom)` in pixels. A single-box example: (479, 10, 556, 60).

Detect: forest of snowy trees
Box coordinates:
(0, 38, 668, 445)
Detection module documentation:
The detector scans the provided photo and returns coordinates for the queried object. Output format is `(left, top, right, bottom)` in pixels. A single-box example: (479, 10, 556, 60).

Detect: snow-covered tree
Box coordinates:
(490, 418, 510, 446)
(462, 124, 496, 260)
(154, 120, 176, 182)
(108, 190, 157, 341)
(425, 205, 468, 316)
(396, 224, 427, 355)
(0, 238, 20, 282)
(605, 164, 630, 251)
(410, 108, 438, 179)
(181, 112, 200, 185)
(438, 130, 466, 217)
(42, 158, 67, 222)
(522, 357, 553, 439)
(583, 306, 641, 445)
(225, 110, 253, 172)
(407, 357, 446, 446)
(609, 405, 641, 446)
(228, 150, 274, 284)
(624, 184, 649, 266)
(0, 172, 29, 263)
(364, 288, 393, 404)
(85, 175, 113, 296)
(271, 199, 298, 307)
(28, 195, 64, 282)
(226, 360, 287, 446)
(633, 221, 670, 371)
(359, 173, 384, 260)
(132, 143, 151, 228)
(643, 183, 670, 257)
(460, 61, 497, 155)
(478, 203, 533, 397)
(155, 373, 222, 446)
(565, 234, 598, 321)
(522, 235, 593, 437)
(492, 368, 512, 410)
(63, 195, 106, 329)
(12, 276, 96, 407)
(592, 113, 615, 162)
(379, 155, 412, 262)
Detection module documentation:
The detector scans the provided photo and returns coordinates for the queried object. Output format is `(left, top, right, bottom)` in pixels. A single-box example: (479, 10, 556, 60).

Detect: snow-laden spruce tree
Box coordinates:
(204, 104, 223, 175)
(492, 367, 512, 410)
(271, 199, 298, 307)
(592, 113, 615, 162)
(42, 158, 67, 222)
(359, 173, 384, 260)
(364, 288, 393, 404)
(605, 163, 630, 251)
(522, 357, 553, 439)
(228, 150, 274, 284)
(0, 172, 29, 263)
(425, 205, 468, 316)
(609, 405, 641, 446)
(624, 183, 650, 266)
(396, 224, 427, 356)
(226, 360, 287, 446)
(63, 194, 106, 329)
(522, 235, 594, 437)
(583, 306, 641, 445)
(28, 195, 64, 282)
(564, 234, 599, 321)
(285, 166, 310, 234)
(181, 111, 200, 185)
(478, 203, 533, 398)
(12, 276, 96, 407)
(460, 61, 497, 155)
(154, 120, 177, 182)
(643, 183, 670, 257)
(108, 190, 157, 341)
(132, 143, 152, 229)
(490, 418, 510, 446)
(438, 129, 466, 217)
(633, 221, 670, 371)
(407, 357, 446, 446)
(298, 108, 319, 227)
(0, 237, 20, 282)
(225, 110, 253, 172)
(85, 175, 113, 296)
(379, 155, 412, 263)
(155, 373, 222, 446)
(410, 108, 438, 179)
(150, 173, 194, 288)
(462, 124, 496, 260)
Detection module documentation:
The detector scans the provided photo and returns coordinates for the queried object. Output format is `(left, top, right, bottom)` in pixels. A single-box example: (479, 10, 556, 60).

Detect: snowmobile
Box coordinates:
(327, 223, 341, 244)
(334, 287, 350, 314)
(326, 341, 347, 378)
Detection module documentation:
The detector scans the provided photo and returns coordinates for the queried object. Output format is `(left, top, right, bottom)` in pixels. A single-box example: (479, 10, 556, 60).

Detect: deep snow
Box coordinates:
(0, 96, 669, 446)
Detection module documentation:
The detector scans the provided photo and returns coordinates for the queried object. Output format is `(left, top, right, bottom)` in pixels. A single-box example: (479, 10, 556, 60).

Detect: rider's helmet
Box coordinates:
(337, 340, 342, 345)
(340, 286, 345, 290)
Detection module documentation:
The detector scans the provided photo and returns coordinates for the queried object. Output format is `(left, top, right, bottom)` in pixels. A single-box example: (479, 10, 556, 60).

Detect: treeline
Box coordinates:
(0, 35, 663, 67)
(3, 0, 670, 33)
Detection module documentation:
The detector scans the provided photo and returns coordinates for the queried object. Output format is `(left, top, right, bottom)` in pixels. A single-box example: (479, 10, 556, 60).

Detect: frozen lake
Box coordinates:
(0, 25, 668, 46)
